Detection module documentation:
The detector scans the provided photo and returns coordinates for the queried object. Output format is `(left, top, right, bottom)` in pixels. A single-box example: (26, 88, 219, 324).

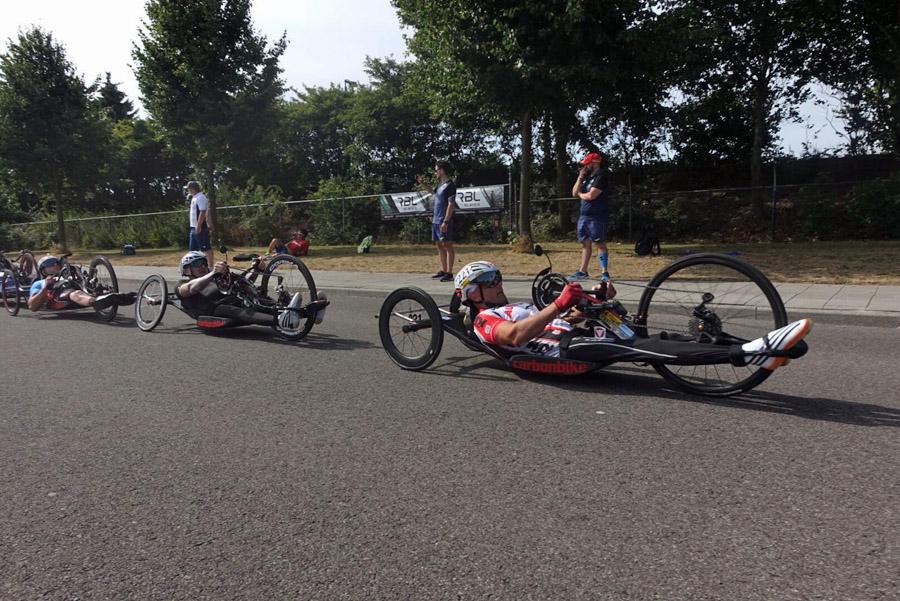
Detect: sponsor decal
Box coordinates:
(197, 318, 227, 328)
(510, 357, 592, 375)
(593, 326, 607, 338)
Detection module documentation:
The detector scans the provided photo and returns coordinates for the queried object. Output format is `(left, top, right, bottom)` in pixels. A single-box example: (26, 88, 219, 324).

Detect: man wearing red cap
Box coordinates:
(569, 152, 610, 281)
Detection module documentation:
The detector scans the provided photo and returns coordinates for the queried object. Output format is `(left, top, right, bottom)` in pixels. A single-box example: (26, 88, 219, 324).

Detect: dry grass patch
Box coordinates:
(57, 240, 900, 285)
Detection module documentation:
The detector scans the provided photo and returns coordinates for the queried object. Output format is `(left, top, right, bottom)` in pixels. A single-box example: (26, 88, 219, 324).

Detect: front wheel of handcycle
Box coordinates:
(379, 287, 444, 370)
(635, 253, 788, 396)
(2, 270, 20, 316)
(261, 254, 317, 340)
(135, 274, 168, 332)
(88, 255, 119, 322)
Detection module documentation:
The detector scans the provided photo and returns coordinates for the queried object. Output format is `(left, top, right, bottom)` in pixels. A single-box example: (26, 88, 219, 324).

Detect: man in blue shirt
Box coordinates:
(430, 161, 458, 282)
(569, 152, 611, 281)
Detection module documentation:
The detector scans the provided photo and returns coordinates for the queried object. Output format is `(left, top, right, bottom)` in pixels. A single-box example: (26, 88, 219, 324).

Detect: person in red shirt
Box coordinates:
(268, 228, 309, 257)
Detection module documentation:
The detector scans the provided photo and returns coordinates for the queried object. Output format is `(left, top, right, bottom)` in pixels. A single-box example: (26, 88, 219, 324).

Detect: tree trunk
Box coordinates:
(54, 177, 67, 252)
(518, 110, 533, 244)
(750, 60, 770, 220)
(204, 160, 217, 242)
(553, 114, 571, 231)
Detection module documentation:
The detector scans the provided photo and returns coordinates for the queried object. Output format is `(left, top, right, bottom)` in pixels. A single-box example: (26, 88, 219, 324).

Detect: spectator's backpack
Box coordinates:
(634, 233, 661, 257)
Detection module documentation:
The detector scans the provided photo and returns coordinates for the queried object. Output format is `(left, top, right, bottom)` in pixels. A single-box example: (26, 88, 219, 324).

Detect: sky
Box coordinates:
(1, 0, 844, 156)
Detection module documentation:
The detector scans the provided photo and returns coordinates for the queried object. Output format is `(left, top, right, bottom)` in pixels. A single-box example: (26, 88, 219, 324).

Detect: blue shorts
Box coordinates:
(274, 244, 288, 254)
(432, 221, 454, 242)
(188, 227, 210, 251)
(576, 216, 608, 243)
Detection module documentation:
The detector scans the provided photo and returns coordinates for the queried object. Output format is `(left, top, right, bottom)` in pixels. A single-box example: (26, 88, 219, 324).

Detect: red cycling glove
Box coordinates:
(553, 282, 584, 312)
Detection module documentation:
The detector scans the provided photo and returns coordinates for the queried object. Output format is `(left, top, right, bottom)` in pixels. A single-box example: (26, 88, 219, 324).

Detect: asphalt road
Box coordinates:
(1, 291, 898, 600)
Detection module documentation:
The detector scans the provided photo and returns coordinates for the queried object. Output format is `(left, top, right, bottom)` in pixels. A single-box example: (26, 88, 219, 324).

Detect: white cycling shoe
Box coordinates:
(742, 318, 812, 371)
(314, 291, 328, 324)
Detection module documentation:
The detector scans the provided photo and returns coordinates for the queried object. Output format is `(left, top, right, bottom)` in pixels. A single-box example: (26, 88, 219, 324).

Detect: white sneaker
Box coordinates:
(314, 291, 328, 324)
(742, 319, 812, 370)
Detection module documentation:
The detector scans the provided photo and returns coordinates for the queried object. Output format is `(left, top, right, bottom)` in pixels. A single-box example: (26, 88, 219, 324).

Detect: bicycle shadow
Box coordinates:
(518, 365, 900, 428)
(427, 354, 518, 383)
(155, 323, 376, 351)
(29, 311, 135, 327)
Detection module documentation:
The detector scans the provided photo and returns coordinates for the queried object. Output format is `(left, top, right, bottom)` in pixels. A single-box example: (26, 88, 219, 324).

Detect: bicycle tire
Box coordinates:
(2, 270, 20, 316)
(378, 287, 444, 370)
(635, 253, 787, 396)
(260, 254, 317, 340)
(88, 255, 119, 322)
(135, 274, 168, 332)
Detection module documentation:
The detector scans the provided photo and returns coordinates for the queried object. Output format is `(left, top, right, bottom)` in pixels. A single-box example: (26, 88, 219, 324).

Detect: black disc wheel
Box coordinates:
(531, 270, 568, 310)
(635, 253, 788, 396)
(260, 254, 317, 340)
(2, 270, 20, 316)
(135, 274, 168, 332)
(88, 255, 119, 321)
(379, 287, 444, 371)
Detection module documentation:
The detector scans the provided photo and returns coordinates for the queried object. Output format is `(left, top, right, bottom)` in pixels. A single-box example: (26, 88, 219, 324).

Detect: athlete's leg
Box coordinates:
(566, 335, 733, 366)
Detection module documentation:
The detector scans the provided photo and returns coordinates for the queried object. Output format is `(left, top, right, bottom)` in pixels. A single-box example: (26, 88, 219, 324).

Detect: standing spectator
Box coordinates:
(569, 152, 611, 282)
(268, 228, 309, 257)
(430, 160, 457, 282)
(186, 180, 213, 266)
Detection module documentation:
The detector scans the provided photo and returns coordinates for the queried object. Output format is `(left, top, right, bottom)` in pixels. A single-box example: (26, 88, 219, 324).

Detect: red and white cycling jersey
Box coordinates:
(472, 302, 574, 357)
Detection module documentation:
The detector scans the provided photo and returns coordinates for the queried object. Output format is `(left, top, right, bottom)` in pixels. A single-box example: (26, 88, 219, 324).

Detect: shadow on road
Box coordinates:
(535, 366, 900, 428)
(429, 356, 900, 428)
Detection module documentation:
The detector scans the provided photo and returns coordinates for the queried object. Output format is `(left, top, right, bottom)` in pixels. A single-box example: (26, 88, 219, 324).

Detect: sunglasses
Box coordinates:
(474, 271, 502, 288)
(189, 258, 208, 269)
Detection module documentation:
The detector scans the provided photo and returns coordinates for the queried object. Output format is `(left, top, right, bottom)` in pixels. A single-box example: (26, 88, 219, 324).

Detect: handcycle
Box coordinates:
(377, 246, 801, 397)
(3, 252, 119, 320)
(134, 246, 328, 340)
(1, 249, 37, 316)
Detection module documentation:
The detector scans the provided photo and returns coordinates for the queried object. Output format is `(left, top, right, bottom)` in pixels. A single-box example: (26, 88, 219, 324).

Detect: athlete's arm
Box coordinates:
(491, 304, 563, 347)
(491, 283, 584, 346)
(175, 262, 228, 297)
(27, 277, 54, 311)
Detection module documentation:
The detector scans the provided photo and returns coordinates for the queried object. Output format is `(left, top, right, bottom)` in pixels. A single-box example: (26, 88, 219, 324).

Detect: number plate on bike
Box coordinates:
(600, 309, 635, 339)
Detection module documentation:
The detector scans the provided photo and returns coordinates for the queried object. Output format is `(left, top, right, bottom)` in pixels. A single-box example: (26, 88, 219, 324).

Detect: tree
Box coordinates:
(0, 27, 107, 250)
(670, 0, 811, 215)
(133, 0, 286, 228)
(806, 0, 900, 156)
(393, 0, 639, 243)
(98, 73, 136, 121)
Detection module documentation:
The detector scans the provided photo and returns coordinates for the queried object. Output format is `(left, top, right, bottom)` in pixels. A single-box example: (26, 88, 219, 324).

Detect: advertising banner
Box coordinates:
(379, 185, 505, 220)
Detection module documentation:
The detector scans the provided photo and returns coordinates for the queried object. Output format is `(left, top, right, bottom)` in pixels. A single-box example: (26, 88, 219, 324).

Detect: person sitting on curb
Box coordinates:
(267, 229, 309, 257)
(28, 256, 136, 312)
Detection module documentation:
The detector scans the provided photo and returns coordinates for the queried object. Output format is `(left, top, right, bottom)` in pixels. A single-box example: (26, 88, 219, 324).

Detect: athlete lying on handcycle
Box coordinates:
(454, 261, 811, 374)
(175, 251, 328, 330)
(28, 255, 135, 312)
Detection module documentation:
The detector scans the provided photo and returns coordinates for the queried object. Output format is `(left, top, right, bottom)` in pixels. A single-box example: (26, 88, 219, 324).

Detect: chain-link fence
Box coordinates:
(5, 177, 898, 251)
(529, 177, 900, 243)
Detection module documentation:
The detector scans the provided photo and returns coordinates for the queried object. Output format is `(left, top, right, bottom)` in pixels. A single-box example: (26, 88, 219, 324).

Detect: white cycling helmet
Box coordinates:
(454, 261, 502, 302)
(180, 251, 208, 276)
(37, 255, 61, 277)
